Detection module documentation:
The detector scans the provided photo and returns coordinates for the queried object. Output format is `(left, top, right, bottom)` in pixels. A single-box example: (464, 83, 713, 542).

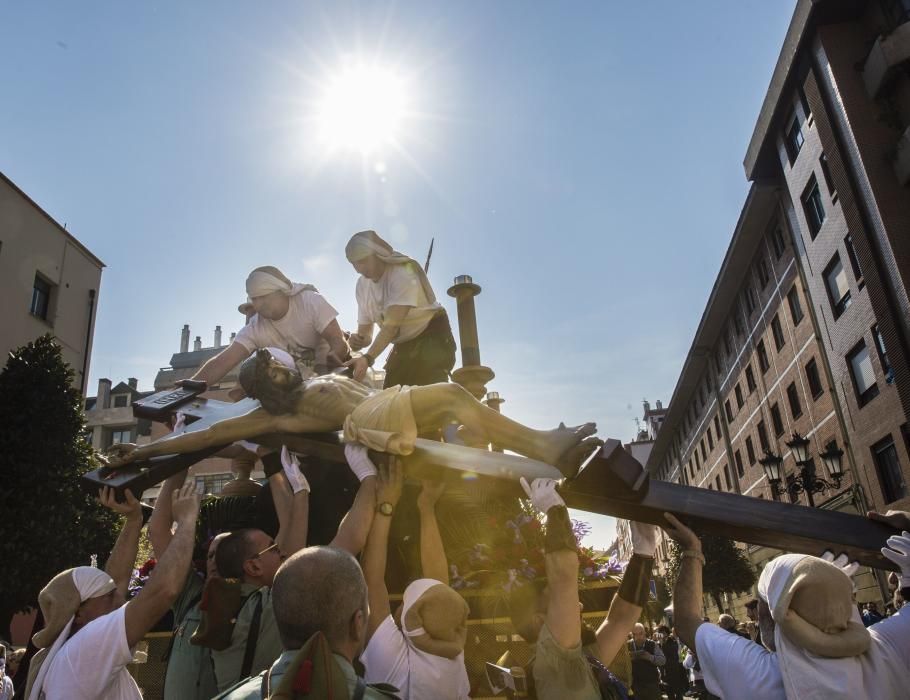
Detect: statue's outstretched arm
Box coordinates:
(130, 407, 282, 462)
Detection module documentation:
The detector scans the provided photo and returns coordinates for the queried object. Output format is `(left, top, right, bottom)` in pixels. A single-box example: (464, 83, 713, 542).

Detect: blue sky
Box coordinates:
(1, 1, 795, 548)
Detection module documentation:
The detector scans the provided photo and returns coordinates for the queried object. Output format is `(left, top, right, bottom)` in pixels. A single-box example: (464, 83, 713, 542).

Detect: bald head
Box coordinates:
(272, 546, 368, 651)
(632, 622, 647, 644)
(718, 614, 737, 631)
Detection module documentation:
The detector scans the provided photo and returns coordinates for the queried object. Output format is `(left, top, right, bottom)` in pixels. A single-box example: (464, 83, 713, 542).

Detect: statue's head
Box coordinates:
(239, 348, 303, 414)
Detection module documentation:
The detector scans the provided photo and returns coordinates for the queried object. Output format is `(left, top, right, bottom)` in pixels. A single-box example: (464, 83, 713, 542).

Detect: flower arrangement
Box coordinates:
(128, 558, 157, 599)
(446, 501, 625, 592)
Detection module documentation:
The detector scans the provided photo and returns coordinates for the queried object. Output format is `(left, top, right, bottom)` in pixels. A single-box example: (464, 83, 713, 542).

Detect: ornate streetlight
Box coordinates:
(759, 434, 845, 507)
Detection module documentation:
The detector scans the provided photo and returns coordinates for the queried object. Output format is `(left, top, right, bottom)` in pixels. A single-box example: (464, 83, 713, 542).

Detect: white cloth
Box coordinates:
(40, 604, 139, 700)
(695, 623, 784, 700)
(245, 270, 315, 300)
(355, 262, 441, 343)
(757, 553, 908, 700)
(235, 291, 337, 373)
(28, 568, 117, 700)
(361, 579, 470, 700)
(0, 675, 14, 700)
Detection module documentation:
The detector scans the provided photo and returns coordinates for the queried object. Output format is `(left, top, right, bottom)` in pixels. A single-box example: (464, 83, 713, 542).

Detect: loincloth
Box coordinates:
(343, 385, 418, 455)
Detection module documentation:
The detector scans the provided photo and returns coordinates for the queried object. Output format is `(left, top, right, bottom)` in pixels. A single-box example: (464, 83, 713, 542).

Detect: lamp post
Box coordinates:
(759, 433, 845, 507)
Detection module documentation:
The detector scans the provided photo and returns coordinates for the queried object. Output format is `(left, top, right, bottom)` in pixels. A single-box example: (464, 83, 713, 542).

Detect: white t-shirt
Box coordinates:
(41, 604, 140, 700)
(361, 615, 470, 700)
(695, 623, 784, 700)
(356, 263, 441, 344)
(234, 291, 338, 373)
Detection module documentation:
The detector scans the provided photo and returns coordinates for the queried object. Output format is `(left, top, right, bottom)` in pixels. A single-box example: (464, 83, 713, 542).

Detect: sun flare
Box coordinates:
(316, 64, 408, 153)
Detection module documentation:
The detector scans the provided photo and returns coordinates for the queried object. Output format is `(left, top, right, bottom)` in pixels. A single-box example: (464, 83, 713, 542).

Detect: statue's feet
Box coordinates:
(541, 422, 598, 470)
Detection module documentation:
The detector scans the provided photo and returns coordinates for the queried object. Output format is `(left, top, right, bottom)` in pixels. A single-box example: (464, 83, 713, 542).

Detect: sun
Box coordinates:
(315, 64, 408, 154)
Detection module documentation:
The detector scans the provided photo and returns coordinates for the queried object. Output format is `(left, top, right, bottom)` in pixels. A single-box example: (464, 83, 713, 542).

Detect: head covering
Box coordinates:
(758, 553, 902, 699)
(238, 266, 317, 314)
(399, 578, 470, 700)
(26, 567, 116, 700)
(344, 230, 437, 303)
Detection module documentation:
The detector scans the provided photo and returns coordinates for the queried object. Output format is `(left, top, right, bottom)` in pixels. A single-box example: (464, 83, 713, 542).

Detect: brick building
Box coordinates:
(645, 0, 910, 615)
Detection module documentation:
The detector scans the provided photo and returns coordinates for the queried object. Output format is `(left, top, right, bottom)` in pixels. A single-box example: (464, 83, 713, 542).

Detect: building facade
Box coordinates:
(646, 0, 910, 614)
(0, 172, 104, 393)
(84, 377, 154, 451)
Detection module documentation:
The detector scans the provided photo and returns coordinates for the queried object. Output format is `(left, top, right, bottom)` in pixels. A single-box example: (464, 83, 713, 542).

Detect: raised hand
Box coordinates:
(820, 550, 860, 578)
(417, 479, 446, 511)
(630, 521, 659, 557)
(881, 531, 910, 587)
(377, 457, 404, 508)
(98, 487, 142, 521)
(519, 477, 565, 514)
(171, 481, 201, 525)
(662, 512, 701, 551)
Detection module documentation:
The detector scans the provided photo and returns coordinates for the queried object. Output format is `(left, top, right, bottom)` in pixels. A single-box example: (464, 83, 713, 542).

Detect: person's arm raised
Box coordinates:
(329, 444, 379, 556)
(417, 480, 449, 585)
(190, 341, 251, 387)
(99, 488, 144, 598)
(595, 520, 658, 665)
(520, 477, 581, 650)
(147, 469, 188, 558)
(124, 482, 200, 648)
(361, 459, 403, 640)
(275, 447, 310, 558)
(662, 513, 706, 652)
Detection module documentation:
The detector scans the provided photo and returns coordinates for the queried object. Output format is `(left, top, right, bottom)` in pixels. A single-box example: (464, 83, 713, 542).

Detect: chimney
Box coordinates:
(229, 332, 236, 343)
(98, 378, 112, 409)
(194, 336, 202, 351)
(214, 325, 222, 347)
(127, 377, 138, 390)
(180, 324, 190, 353)
(656, 399, 663, 410)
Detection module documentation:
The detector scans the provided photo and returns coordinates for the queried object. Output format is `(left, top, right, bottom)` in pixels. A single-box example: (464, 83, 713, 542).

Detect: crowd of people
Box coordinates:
(6, 230, 910, 698)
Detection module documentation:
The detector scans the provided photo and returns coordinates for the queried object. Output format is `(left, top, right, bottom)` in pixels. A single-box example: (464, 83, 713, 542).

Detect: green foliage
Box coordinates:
(0, 335, 119, 636)
(665, 534, 757, 612)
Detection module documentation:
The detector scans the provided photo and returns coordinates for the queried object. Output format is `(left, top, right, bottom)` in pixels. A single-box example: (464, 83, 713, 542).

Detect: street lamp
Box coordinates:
(760, 434, 845, 507)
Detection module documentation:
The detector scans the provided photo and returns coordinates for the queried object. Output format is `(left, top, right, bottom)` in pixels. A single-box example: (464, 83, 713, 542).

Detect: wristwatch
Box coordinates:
(377, 502, 394, 516)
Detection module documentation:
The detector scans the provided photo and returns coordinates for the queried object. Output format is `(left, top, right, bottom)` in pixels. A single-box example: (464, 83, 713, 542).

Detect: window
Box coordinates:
(805, 358, 824, 399)
(848, 341, 879, 406)
(824, 254, 851, 318)
(700, 439, 707, 462)
(771, 227, 786, 260)
(787, 286, 804, 326)
(744, 286, 757, 316)
(787, 382, 803, 419)
(707, 427, 714, 450)
(113, 394, 129, 408)
(195, 473, 234, 496)
(771, 314, 786, 351)
(724, 329, 733, 357)
(845, 234, 863, 286)
(30, 274, 52, 320)
(734, 450, 744, 478)
(733, 312, 744, 339)
(757, 340, 770, 374)
(820, 153, 837, 201)
(715, 475, 722, 491)
(746, 436, 756, 466)
(746, 364, 756, 393)
(873, 325, 894, 384)
(784, 113, 804, 163)
(695, 448, 701, 469)
(735, 383, 744, 409)
(771, 402, 784, 436)
(725, 400, 734, 422)
(801, 176, 825, 239)
(110, 428, 132, 445)
(756, 257, 770, 289)
(872, 436, 906, 503)
(714, 414, 721, 436)
(758, 420, 770, 452)
(724, 464, 732, 491)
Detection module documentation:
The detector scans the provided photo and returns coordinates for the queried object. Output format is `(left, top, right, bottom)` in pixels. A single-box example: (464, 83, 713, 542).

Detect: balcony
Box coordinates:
(863, 20, 910, 97)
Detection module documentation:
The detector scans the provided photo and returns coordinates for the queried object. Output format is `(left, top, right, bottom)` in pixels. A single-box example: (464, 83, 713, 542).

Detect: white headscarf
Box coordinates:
(758, 553, 903, 699)
(344, 230, 437, 304)
(400, 578, 470, 700)
(26, 567, 116, 700)
(238, 266, 317, 314)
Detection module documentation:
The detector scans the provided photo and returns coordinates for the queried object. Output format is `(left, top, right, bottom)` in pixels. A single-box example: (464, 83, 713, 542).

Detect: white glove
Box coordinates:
(881, 531, 910, 588)
(821, 551, 860, 578)
(630, 521, 659, 558)
(344, 443, 377, 482)
(280, 446, 310, 494)
(519, 477, 565, 513)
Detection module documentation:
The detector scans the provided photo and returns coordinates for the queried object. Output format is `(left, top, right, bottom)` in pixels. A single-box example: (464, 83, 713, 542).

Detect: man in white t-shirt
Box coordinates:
(25, 484, 200, 700)
(190, 266, 350, 388)
(662, 511, 910, 700)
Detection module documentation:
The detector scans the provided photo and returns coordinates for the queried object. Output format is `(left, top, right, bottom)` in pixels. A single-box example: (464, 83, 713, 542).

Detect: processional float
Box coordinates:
(83, 274, 899, 571)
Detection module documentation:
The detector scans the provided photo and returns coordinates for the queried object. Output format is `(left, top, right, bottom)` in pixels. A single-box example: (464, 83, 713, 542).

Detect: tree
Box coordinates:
(0, 335, 119, 641)
(665, 534, 757, 613)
